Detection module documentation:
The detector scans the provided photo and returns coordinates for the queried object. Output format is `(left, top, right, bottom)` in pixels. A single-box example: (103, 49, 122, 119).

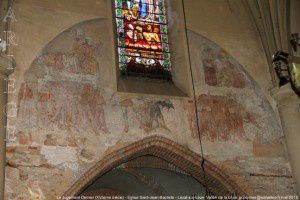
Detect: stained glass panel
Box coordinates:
(114, 0, 172, 80)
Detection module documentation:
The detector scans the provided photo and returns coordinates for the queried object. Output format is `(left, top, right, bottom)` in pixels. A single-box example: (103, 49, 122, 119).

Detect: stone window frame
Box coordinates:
(111, 0, 194, 97)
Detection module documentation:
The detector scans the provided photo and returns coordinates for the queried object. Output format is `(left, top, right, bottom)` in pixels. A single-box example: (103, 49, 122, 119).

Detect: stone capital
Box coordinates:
(271, 84, 300, 108)
(0, 54, 15, 77)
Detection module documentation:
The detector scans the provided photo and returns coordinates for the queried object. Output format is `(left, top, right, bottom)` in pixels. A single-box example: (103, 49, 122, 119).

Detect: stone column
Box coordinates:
(272, 84, 300, 195)
(0, 54, 15, 199)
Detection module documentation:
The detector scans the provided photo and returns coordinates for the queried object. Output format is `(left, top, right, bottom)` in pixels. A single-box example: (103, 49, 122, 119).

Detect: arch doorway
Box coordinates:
(63, 136, 245, 198)
(81, 164, 207, 197)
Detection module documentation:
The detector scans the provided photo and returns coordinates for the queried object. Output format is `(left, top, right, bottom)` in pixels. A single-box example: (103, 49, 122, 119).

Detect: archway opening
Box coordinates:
(80, 155, 207, 197)
(63, 136, 245, 197)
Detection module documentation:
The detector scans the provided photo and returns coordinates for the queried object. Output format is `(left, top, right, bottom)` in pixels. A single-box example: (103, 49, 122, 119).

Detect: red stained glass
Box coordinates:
(115, 0, 171, 80)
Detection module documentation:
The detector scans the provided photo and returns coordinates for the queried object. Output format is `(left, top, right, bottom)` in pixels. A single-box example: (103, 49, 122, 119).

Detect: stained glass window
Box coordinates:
(114, 0, 172, 80)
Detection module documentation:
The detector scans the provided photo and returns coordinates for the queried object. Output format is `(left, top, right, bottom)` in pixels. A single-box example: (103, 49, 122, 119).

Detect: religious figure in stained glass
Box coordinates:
(115, 0, 171, 80)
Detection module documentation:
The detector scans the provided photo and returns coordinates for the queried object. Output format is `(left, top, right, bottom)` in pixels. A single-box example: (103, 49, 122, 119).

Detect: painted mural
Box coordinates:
(4, 19, 294, 199)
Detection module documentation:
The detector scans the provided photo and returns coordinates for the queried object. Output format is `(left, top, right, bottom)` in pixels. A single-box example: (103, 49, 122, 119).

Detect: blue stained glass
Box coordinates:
(139, 0, 148, 18)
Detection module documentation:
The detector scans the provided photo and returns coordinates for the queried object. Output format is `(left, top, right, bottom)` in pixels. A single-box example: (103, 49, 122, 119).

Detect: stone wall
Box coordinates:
(189, 30, 294, 194)
(4, 18, 295, 199)
(4, 0, 297, 199)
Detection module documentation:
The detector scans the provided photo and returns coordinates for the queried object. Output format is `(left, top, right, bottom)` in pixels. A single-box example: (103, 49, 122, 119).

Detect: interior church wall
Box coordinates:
(9, 0, 274, 97)
(184, 0, 274, 93)
(3, 0, 297, 199)
(291, 0, 300, 57)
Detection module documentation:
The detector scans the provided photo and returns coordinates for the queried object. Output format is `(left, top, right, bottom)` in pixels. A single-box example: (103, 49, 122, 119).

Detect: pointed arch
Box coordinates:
(63, 135, 247, 196)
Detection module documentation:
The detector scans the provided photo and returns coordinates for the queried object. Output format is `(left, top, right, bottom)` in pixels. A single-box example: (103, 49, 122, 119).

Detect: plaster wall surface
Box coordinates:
(3, 0, 297, 199)
(9, 0, 110, 91)
(272, 84, 300, 194)
(184, 0, 273, 92)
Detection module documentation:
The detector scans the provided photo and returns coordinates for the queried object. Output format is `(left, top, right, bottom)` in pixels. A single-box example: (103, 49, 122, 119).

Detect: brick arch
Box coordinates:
(63, 136, 246, 196)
